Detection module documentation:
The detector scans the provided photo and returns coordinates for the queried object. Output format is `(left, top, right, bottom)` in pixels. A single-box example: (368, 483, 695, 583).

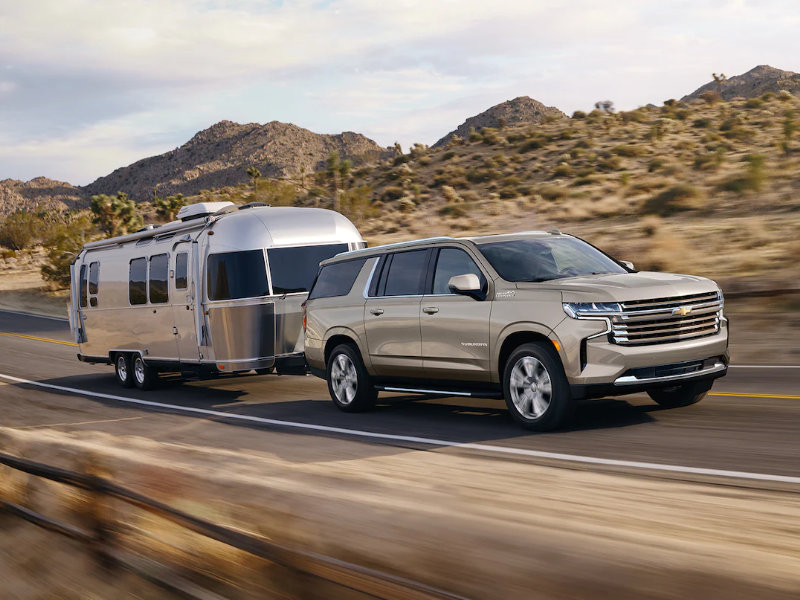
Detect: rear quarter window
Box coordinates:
(308, 259, 367, 300)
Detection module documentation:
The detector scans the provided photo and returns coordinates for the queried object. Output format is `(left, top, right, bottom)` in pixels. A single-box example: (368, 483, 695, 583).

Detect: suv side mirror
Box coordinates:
(620, 260, 635, 270)
(448, 273, 485, 300)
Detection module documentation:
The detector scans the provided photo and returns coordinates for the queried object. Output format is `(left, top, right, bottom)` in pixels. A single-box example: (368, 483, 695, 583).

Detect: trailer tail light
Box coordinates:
(301, 301, 307, 331)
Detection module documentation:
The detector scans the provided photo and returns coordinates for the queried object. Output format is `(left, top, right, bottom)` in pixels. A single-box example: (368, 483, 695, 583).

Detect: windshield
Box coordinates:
(477, 237, 627, 282)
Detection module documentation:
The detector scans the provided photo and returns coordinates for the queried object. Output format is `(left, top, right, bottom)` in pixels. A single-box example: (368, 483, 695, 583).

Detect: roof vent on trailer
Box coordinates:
(176, 201, 236, 222)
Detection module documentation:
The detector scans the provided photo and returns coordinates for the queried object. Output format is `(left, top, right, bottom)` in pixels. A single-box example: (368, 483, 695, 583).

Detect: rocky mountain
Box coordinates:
(433, 96, 566, 147)
(0, 177, 86, 218)
(84, 120, 389, 201)
(682, 65, 800, 101)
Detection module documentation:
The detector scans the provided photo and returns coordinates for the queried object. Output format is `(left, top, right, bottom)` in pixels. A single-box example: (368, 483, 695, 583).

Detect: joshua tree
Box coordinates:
(712, 73, 727, 95)
(246, 166, 262, 194)
(89, 192, 143, 237)
(154, 193, 188, 222)
(594, 100, 615, 113)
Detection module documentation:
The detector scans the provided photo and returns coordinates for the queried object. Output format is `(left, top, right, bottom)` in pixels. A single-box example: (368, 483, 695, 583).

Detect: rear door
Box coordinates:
(363, 249, 430, 378)
(170, 243, 199, 363)
(420, 247, 492, 382)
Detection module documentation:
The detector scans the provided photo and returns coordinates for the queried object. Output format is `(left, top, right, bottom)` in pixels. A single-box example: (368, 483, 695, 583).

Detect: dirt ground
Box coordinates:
(1, 426, 799, 600)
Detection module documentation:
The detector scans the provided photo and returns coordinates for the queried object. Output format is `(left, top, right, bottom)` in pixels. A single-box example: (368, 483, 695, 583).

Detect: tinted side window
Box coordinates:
(88, 261, 100, 307)
(149, 254, 169, 304)
(308, 259, 367, 300)
(207, 250, 268, 301)
(79, 264, 88, 308)
(268, 243, 349, 294)
(432, 249, 486, 294)
(383, 250, 428, 296)
(175, 252, 188, 290)
(129, 258, 147, 305)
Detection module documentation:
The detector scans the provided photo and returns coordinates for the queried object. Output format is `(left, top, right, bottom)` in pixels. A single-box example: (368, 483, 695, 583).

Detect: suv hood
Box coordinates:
(515, 271, 719, 302)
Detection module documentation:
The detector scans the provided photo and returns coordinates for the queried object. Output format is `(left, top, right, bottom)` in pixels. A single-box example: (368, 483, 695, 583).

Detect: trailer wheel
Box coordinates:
(114, 353, 134, 388)
(132, 355, 159, 390)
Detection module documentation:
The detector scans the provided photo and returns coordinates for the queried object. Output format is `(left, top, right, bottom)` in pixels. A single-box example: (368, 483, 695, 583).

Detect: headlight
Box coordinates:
(563, 301, 622, 319)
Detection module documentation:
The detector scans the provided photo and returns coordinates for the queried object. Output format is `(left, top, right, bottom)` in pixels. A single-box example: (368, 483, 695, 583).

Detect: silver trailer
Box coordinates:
(69, 202, 364, 389)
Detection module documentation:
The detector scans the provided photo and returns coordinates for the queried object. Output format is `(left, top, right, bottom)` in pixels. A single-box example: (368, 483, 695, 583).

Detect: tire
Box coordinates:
(132, 355, 159, 391)
(647, 380, 712, 408)
(114, 353, 134, 388)
(326, 344, 377, 412)
(503, 342, 574, 431)
(255, 367, 275, 375)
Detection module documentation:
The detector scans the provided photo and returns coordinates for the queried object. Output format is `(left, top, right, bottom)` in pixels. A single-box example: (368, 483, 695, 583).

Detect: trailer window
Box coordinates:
(149, 254, 169, 304)
(308, 259, 367, 300)
(267, 244, 349, 294)
(175, 252, 188, 290)
(79, 265, 88, 308)
(207, 250, 268, 301)
(88, 261, 100, 307)
(129, 258, 147, 305)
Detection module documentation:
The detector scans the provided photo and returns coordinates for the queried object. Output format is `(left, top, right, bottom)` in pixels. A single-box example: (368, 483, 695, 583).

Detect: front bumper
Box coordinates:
(571, 355, 728, 399)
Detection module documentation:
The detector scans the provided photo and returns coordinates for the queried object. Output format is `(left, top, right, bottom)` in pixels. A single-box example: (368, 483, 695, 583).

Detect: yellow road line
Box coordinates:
(711, 391, 800, 400)
(0, 331, 77, 347)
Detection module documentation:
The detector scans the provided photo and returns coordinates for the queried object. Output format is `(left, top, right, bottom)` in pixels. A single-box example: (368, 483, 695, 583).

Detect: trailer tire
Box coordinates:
(114, 353, 134, 388)
(133, 355, 159, 390)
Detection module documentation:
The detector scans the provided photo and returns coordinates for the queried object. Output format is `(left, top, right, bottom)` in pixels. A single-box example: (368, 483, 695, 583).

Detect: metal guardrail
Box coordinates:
(0, 451, 468, 600)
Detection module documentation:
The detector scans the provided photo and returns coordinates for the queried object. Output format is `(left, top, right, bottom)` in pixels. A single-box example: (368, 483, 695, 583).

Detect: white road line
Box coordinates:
(729, 365, 800, 369)
(0, 309, 68, 322)
(1, 372, 799, 485)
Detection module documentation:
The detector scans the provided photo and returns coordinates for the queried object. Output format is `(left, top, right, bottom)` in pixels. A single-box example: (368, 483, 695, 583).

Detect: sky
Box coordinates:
(1, 0, 799, 185)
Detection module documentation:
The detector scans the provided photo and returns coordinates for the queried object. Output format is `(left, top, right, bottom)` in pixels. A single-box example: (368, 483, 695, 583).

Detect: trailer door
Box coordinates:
(171, 244, 199, 363)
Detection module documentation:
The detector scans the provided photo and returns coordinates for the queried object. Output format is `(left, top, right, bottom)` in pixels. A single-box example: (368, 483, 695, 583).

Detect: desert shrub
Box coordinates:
(438, 203, 467, 217)
(692, 117, 713, 128)
(441, 185, 462, 204)
(558, 128, 577, 140)
(572, 176, 596, 186)
(468, 127, 482, 143)
(693, 149, 725, 171)
(380, 186, 405, 201)
(481, 127, 501, 144)
(518, 137, 548, 152)
(612, 144, 644, 157)
(620, 172, 631, 186)
(648, 158, 665, 172)
(505, 132, 526, 143)
(663, 99, 677, 107)
(572, 110, 586, 119)
(641, 215, 662, 236)
(699, 90, 722, 104)
(718, 153, 766, 193)
(393, 154, 410, 166)
(1, 248, 16, 260)
(498, 186, 518, 199)
(41, 213, 98, 289)
(551, 163, 573, 178)
(340, 186, 379, 222)
(516, 184, 533, 196)
(620, 109, 648, 123)
(441, 150, 457, 161)
(418, 156, 431, 166)
(466, 168, 498, 183)
(538, 184, 568, 201)
(778, 90, 794, 101)
(597, 155, 622, 171)
(0, 211, 41, 250)
(761, 92, 776, 101)
(641, 183, 705, 216)
(449, 177, 471, 189)
(744, 97, 764, 109)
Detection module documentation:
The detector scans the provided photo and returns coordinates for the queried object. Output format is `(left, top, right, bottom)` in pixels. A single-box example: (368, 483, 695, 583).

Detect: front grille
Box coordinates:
(611, 291, 722, 346)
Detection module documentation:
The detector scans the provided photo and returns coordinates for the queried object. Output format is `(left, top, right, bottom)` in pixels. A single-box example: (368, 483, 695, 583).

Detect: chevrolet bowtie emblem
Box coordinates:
(673, 306, 692, 316)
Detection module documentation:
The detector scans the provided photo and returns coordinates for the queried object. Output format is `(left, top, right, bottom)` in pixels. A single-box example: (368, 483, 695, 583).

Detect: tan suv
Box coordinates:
(303, 231, 729, 430)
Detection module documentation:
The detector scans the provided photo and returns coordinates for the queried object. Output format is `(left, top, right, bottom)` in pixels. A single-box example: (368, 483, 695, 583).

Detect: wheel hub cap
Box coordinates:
(331, 354, 357, 405)
(510, 356, 552, 419)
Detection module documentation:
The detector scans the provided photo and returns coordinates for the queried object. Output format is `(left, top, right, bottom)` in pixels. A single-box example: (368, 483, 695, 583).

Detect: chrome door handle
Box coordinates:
(370, 308, 384, 315)
(422, 306, 439, 314)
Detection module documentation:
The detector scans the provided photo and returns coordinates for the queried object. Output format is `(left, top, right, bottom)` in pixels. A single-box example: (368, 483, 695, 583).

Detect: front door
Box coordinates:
(170, 244, 199, 363)
(363, 249, 429, 378)
(421, 247, 492, 382)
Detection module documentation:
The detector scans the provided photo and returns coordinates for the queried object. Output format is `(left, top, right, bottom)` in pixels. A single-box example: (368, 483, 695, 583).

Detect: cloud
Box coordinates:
(1, 0, 799, 183)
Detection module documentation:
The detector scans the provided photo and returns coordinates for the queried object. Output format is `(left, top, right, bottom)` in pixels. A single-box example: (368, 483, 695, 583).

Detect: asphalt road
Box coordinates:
(1, 309, 799, 482)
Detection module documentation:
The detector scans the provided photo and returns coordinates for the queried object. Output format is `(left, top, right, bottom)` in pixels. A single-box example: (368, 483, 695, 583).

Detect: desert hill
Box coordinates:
(432, 96, 566, 147)
(0, 177, 85, 218)
(682, 65, 800, 101)
(84, 120, 389, 201)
